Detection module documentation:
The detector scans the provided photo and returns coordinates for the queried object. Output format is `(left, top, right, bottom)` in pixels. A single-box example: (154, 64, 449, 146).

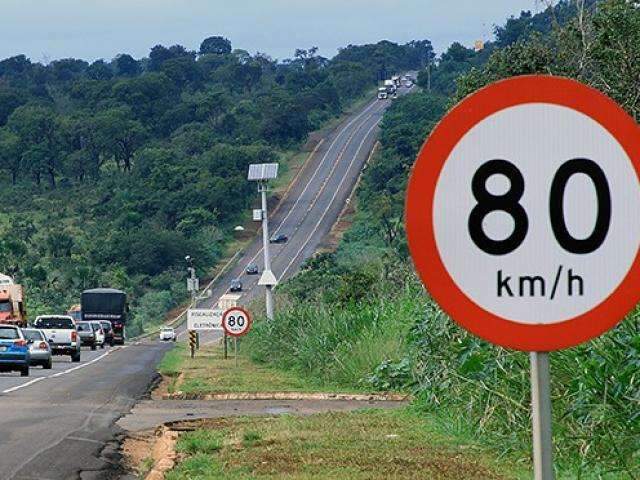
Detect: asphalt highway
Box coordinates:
(0, 87, 407, 478)
(177, 89, 407, 343)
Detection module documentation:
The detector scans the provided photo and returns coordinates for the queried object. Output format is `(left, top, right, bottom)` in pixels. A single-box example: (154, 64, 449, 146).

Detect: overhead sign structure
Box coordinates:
(222, 307, 252, 337)
(406, 75, 640, 352)
(187, 308, 223, 331)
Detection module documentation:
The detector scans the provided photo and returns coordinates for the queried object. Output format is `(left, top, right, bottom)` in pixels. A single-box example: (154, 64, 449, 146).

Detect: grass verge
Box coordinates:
(166, 407, 529, 480)
(157, 343, 361, 395)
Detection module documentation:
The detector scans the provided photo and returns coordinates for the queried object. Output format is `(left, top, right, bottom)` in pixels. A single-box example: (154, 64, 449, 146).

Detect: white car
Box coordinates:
(159, 327, 176, 342)
(90, 321, 106, 348)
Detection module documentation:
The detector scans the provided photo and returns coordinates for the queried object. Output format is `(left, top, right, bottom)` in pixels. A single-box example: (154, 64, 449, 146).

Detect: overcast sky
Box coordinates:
(0, 1, 553, 63)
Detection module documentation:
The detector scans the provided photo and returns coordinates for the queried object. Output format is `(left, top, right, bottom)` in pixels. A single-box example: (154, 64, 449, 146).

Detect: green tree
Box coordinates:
(199, 36, 232, 55)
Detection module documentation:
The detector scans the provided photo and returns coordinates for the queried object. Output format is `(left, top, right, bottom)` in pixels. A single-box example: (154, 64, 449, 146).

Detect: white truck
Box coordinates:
(383, 79, 396, 95)
(33, 315, 81, 362)
(377, 87, 389, 100)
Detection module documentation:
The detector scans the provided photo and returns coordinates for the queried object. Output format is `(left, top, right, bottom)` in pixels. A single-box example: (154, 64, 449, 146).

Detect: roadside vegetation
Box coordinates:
(166, 409, 528, 480)
(158, 343, 333, 396)
(245, 1, 640, 478)
(0, 36, 432, 334)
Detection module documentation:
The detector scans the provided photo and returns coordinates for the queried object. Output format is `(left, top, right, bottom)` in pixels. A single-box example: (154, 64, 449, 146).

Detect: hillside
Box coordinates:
(0, 37, 431, 333)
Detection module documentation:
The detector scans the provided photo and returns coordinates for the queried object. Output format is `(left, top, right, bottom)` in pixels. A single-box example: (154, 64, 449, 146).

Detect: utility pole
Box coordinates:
(259, 181, 274, 320)
(248, 163, 279, 321)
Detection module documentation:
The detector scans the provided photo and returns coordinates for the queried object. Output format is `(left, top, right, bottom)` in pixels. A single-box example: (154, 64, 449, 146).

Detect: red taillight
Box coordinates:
(39, 341, 48, 350)
(13, 339, 27, 347)
(71, 331, 78, 342)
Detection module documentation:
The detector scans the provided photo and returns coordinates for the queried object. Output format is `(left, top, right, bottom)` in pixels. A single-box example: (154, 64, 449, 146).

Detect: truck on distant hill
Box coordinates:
(0, 274, 27, 327)
(383, 79, 396, 94)
(81, 288, 128, 345)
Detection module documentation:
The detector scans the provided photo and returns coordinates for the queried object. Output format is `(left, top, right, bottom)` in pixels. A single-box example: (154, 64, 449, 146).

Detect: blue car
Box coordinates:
(0, 325, 30, 376)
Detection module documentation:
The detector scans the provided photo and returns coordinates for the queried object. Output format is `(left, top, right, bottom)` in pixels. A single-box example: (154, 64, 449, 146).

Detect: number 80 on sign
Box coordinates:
(222, 307, 252, 337)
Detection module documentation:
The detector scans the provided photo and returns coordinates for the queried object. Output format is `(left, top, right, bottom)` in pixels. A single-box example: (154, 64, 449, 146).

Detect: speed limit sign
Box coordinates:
(222, 307, 252, 337)
(406, 75, 640, 351)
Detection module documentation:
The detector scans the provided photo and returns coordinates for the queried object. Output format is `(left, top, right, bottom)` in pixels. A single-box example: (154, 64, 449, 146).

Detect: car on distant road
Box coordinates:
(76, 321, 99, 350)
(269, 234, 288, 244)
(99, 320, 114, 346)
(23, 328, 52, 369)
(33, 315, 81, 362)
(229, 279, 243, 292)
(0, 325, 30, 376)
(246, 264, 259, 275)
(159, 327, 176, 342)
(91, 321, 106, 348)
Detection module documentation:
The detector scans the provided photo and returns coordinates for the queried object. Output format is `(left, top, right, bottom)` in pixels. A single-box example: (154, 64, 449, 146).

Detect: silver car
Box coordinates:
(23, 328, 53, 369)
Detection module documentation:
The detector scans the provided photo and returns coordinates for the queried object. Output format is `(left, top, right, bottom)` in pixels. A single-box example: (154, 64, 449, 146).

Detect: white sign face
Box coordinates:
(405, 76, 640, 351)
(222, 307, 251, 337)
(433, 103, 640, 325)
(187, 308, 223, 331)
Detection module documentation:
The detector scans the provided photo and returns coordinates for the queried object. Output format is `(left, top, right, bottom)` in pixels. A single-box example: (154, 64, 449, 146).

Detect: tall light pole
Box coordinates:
(248, 163, 279, 320)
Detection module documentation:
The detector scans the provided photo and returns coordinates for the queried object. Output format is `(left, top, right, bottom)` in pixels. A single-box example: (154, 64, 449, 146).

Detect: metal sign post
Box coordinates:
(222, 306, 252, 370)
(405, 76, 640, 479)
(530, 352, 554, 480)
(234, 338, 238, 368)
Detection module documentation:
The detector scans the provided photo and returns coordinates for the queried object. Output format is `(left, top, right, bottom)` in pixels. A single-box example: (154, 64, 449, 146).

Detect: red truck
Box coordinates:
(0, 274, 27, 327)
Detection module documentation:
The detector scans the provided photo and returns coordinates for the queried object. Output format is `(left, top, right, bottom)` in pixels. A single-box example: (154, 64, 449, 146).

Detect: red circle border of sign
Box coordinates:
(405, 75, 640, 352)
(222, 307, 252, 338)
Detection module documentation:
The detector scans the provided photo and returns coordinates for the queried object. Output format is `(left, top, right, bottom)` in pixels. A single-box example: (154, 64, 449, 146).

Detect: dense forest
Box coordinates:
(249, 0, 640, 477)
(0, 36, 432, 332)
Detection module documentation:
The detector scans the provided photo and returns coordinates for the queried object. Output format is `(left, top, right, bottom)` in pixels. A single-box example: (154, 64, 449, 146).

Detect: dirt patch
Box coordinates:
(152, 373, 184, 400)
(122, 427, 179, 480)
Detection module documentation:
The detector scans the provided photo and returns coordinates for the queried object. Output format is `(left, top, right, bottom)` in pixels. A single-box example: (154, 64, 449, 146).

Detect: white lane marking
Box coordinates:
(280, 119, 381, 279)
(1, 377, 45, 394)
(1, 346, 127, 394)
(66, 436, 105, 445)
(239, 100, 380, 273)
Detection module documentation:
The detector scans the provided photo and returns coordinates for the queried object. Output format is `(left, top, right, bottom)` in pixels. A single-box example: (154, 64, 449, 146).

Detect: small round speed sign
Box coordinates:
(406, 75, 640, 351)
(222, 307, 252, 337)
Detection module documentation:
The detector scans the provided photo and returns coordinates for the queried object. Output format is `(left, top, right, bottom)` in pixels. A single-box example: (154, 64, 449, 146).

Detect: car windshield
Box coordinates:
(34, 317, 74, 329)
(76, 323, 92, 332)
(162, 328, 173, 332)
(23, 330, 43, 341)
(0, 327, 19, 340)
(100, 322, 111, 330)
(0, 301, 11, 312)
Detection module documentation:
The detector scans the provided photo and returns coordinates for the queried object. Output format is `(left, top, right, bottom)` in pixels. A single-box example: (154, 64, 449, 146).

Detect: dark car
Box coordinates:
(246, 264, 259, 275)
(99, 320, 114, 346)
(76, 321, 98, 350)
(229, 279, 243, 292)
(269, 234, 288, 244)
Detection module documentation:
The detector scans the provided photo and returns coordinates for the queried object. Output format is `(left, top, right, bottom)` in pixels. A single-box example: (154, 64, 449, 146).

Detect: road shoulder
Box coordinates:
(119, 343, 526, 479)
